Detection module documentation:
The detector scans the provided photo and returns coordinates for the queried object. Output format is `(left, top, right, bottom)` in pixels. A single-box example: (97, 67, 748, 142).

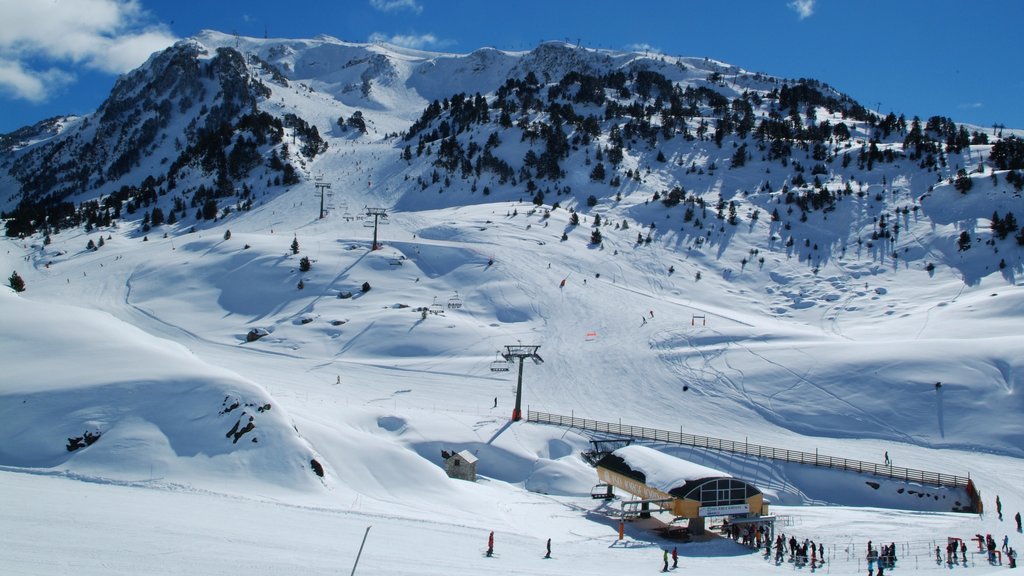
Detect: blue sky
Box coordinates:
(1, 0, 1022, 134)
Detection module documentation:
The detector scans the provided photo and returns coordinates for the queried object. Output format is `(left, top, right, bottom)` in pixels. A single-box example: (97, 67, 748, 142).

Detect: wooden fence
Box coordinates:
(527, 410, 972, 491)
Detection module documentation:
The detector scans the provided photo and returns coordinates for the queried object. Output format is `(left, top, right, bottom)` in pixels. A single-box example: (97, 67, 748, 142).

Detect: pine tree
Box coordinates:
(291, 236, 300, 254)
(957, 231, 971, 251)
(224, 229, 232, 240)
(8, 271, 26, 292)
(299, 256, 311, 272)
(954, 169, 973, 193)
(590, 228, 603, 245)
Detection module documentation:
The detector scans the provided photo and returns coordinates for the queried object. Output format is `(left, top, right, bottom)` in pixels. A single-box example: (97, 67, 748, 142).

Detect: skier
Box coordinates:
(884, 451, 890, 465)
(1017, 511, 1022, 531)
(493, 397, 497, 408)
(1004, 535, 1010, 553)
(961, 540, 967, 564)
(641, 316, 647, 326)
(545, 538, 551, 559)
(662, 549, 669, 572)
(997, 495, 1003, 520)
(487, 531, 494, 557)
(672, 546, 678, 568)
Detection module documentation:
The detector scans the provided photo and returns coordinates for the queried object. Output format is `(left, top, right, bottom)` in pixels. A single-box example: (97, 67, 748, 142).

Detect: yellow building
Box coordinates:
(595, 445, 769, 535)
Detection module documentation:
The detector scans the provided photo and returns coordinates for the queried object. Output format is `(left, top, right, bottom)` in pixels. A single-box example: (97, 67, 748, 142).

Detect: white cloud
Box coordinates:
(957, 102, 984, 110)
(0, 60, 73, 102)
(368, 32, 450, 50)
(626, 43, 662, 54)
(369, 0, 423, 14)
(0, 0, 177, 102)
(788, 0, 815, 19)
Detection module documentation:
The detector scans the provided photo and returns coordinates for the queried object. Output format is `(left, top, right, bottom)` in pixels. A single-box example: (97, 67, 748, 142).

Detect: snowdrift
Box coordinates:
(0, 290, 324, 491)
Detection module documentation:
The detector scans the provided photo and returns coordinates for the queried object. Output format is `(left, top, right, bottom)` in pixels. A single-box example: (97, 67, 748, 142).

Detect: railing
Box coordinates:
(527, 410, 971, 490)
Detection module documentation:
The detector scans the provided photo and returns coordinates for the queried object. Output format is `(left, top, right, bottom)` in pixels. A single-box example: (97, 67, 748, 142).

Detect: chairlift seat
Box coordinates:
(447, 292, 463, 309)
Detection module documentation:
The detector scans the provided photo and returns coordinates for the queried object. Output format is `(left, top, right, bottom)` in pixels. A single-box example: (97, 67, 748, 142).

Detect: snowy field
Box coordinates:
(3, 177, 1022, 574)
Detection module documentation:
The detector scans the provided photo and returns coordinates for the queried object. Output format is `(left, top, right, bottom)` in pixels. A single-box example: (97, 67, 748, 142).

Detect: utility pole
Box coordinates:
(350, 526, 371, 576)
(363, 207, 388, 250)
(314, 175, 331, 219)
(500, 344, 543, 421)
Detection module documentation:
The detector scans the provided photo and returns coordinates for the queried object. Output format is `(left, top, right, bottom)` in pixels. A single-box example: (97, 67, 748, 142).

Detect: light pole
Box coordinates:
(500, 344, 543, 421)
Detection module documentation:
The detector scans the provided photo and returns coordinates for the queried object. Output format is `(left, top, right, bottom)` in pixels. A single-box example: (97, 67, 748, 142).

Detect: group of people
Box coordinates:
(721, 520, 770, 549)
(938, 538, 967, 565)
(974, 532, 1018, 568)
(866, 541, 897, 574)
(485, 532, 554, 560)
(660, 546, 679, 571)
(992, 494, 1020, 568)
(768, 533, 825, 569)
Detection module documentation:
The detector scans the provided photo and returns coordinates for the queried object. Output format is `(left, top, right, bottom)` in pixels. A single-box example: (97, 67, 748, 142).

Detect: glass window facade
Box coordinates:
(686, 478, 757, 506)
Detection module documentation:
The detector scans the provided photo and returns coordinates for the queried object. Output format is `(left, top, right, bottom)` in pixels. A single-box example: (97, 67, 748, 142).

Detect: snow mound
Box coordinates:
(0, 291, 322, 491)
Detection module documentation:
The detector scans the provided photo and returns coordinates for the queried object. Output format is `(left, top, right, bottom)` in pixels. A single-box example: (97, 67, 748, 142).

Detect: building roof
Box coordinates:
(455, 449, 478, 464)
(597, 445, 731, 493)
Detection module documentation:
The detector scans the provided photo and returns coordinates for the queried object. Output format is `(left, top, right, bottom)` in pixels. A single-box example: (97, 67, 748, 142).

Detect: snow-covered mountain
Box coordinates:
(1, 32, 1022, 575)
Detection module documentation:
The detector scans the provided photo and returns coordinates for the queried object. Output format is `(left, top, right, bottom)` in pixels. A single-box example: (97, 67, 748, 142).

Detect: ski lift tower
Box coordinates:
(314, 175, 331, 219)
(501, 344, 543, 421)
(363, 207, 388, 250)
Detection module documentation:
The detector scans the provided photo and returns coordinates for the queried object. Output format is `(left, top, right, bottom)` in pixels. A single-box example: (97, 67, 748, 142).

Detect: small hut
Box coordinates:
(444, 449, 478, 481)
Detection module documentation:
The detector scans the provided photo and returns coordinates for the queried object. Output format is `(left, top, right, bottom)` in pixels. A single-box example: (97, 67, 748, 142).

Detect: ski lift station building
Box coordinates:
(595, 445, 770, 535)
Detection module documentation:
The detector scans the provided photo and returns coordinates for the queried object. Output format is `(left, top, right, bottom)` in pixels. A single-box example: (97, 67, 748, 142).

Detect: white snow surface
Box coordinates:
(1, 33, 1023, 576)
(614, 444, 732, 492)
